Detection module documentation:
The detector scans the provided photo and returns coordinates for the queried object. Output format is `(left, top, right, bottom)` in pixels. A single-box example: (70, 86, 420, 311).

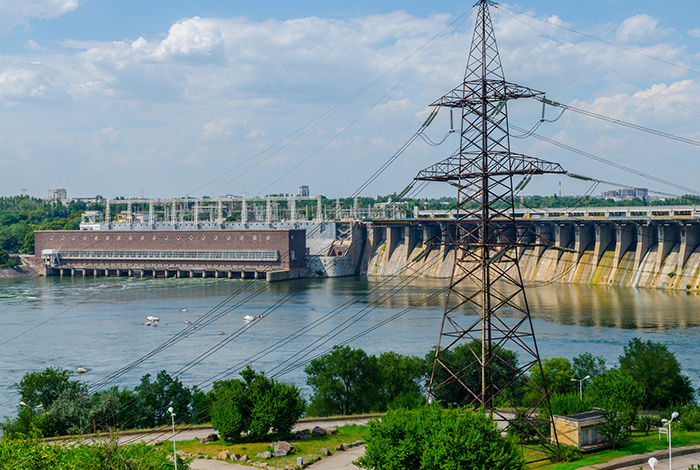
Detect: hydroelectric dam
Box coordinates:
(31, 197, 700, 290)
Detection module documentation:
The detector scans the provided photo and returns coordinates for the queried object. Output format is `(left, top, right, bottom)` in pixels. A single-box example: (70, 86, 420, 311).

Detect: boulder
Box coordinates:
(240, 455, 249, 462)
(351, 440, 365, 447)
(335, 443, 345, 451)
(311, 426, 326, 437)
(229, 453, 241, 461)
(275, 441, 294, 454)
(326, 427, 338, 435)
(153, 440, 164, 446)
(256, 451, 273, 459)
(321, 447, 331, 456)
(218, 450, 231, 460)
(200, 432, 219, 444)
(295, 428, 310, 440)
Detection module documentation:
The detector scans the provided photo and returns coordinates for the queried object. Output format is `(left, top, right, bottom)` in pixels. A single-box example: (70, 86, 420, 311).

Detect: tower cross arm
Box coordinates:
(431, 80, 545, 108)
(415, 152, 566, 182)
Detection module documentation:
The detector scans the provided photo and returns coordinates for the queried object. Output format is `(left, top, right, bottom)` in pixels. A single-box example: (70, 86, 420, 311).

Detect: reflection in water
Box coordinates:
(0, 275, 699, 421)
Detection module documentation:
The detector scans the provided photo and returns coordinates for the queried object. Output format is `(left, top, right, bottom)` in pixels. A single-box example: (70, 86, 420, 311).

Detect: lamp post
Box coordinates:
(662, 411, 679, 470)
(168, 407, 177, 470)
(571, 375, 590, 400)
(19, 401, 42, 421)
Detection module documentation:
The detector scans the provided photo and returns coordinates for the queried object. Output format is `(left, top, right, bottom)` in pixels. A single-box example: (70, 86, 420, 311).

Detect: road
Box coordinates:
(113, 417, 372, 470)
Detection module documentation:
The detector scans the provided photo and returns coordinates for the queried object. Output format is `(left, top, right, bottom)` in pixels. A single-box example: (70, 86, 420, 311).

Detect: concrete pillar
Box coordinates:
(106, 200, 111, 225)
(171, 199, 177, 227)
(635, 224, 656, 269)
(71, 268, 75, 277)
(613, 224, 635, 270)
(679, 223, 700, 270)
(555, 223, 573, 249)
(386, 227, 401, 258)
(423, 224, 439, 248)
(575, 223, 594, 254)
(266, 197, 272, 223)
(176, 270, 182, 278)
(194, 199, 199, 226)
(217, 199, 224, 225)
(404, 226, 416, 260)
(140, 270, 145, 278)
(657, 223, 680, 267)
(316, 195, 322, 221)
(241, 196, 247, 224)
(535, 223, 554, 258)
(127, 201, 132, 224)
(440, 223, 453, 260)
(593, 223, 614, 264)
(149, 200, 154, 227)
(368, 225, 384, 251)
(289, 196, 296, 222)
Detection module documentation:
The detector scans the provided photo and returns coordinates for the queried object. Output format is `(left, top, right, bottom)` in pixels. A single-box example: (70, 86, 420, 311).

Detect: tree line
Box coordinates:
(4, 337, 695, 448)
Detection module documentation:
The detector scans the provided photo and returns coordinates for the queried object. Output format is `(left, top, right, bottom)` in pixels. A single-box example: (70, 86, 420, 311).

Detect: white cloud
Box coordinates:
(0, 0, 81, 35)
(91, 127, 122, 148)
(0, 8, 699, 198)
(689, 28, 700, 40)
(201, 117, 245, 140)
(0, 67, 61, 104)
(616, 14, 670, 43)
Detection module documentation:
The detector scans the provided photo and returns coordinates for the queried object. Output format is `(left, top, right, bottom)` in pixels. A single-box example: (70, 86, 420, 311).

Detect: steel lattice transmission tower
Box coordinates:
(416, 0, 566, 451)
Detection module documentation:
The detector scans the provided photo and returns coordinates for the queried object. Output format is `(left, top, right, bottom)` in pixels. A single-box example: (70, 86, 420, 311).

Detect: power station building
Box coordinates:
(35, 227, 307, 281)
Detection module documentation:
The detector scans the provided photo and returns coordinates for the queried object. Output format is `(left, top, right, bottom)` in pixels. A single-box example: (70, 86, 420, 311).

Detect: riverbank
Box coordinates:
(0, 266, 41, 278)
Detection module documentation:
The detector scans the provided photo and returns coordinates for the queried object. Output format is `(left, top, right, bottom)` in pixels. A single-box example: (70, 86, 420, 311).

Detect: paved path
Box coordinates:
(116, 417, 373, 446)
(186, 445, 365, 470)
(576, 445, 700, 470)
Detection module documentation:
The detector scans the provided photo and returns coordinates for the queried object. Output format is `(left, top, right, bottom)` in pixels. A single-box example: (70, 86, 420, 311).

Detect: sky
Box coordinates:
(0, 0, 699, 201)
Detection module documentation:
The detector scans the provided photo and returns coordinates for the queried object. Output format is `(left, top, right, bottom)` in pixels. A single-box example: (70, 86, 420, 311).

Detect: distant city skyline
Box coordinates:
(0, 1, 699, 200)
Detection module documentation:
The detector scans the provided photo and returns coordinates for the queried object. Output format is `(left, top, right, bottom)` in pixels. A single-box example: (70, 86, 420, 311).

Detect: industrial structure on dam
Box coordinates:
(32, 196, 700, 289)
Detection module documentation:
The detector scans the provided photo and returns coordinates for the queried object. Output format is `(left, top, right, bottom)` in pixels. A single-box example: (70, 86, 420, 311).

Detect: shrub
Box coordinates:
(636, 415, 662, 435)
(356, 406, 524, 470)
(679, 406, 700, 432)
(210, 366, 305, 442)
(549, 444, 582, 463)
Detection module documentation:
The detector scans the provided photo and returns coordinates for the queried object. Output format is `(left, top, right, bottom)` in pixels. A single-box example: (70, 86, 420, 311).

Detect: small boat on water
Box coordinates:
(147, 315, 160, 322)
(243, 315, 255, 321)
(184, 320, 191, 324)
(76, 367, 88, 374)
(218, 331, 225, 335)
(180, 308, 189, 312)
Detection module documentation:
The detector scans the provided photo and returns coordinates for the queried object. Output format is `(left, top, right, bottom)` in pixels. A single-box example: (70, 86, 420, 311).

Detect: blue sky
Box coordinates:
(1, 0, 699, 200)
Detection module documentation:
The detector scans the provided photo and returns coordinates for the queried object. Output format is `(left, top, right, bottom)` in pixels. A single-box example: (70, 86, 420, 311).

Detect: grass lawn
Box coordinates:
(526, 430, 700, 470)
(164, 424, 369, 466)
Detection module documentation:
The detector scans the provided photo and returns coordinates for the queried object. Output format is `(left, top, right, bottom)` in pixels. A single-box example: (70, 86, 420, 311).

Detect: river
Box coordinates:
(0, 275, 699, 420)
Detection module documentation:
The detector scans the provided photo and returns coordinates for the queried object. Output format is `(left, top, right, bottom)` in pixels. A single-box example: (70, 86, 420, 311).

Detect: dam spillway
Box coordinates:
(358, 213, 700, 291)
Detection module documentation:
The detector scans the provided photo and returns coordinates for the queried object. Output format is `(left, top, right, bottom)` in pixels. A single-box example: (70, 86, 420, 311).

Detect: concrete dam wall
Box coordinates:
(357, 220, 700, 291)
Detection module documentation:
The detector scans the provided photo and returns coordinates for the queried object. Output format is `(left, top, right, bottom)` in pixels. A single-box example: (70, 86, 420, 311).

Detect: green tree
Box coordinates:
(618, 337, 694, 409)
(210, 366, 305, 442)
(305, 346, 380, 416)
(376, 351, 425, 410)
(425, 341, 523, 407)
(588, 369, 645, 449)
(572, 352, 606, 382)
(356, 406, 524, 470)
(14, 367, 86, 410)
(133, 371, 193, 428)
(525, 357, 575, 405)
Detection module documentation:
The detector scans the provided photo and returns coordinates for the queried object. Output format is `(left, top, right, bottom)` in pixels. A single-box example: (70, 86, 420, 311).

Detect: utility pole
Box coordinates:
(416, 0, 565, 457)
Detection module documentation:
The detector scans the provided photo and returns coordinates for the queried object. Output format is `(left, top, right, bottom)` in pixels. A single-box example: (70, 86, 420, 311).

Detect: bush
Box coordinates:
(356, 406, 524, 470)
(549, 444, 582, 463)
(679, 406, 700, 432)
(210, 366, 305, 442)
(636, 415, 662, 435)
